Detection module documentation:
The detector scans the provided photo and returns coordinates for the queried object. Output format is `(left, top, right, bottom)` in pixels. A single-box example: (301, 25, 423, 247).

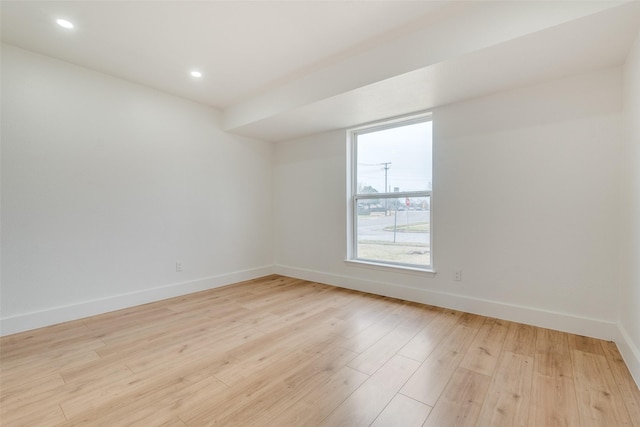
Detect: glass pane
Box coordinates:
(357, 120, 432, 194)
(356, 196, 431, 267)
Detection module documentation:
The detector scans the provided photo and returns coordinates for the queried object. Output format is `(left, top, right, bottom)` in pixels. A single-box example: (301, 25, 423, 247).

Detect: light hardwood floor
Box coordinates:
(1, 275, 639, 426)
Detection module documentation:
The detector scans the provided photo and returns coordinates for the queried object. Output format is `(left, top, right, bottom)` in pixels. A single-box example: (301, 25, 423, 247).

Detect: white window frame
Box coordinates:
(347, 113, 434, 273)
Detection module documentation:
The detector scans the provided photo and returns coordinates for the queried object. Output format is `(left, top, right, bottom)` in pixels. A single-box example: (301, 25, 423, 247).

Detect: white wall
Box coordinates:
(2, 40, 633, 370)
(1, 45, 274, 334)
(620, 29, 640, 386)
(274, 67, 624, 340)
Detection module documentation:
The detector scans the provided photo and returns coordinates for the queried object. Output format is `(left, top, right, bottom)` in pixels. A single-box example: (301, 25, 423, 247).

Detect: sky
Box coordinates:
(357, 120, 432, 193)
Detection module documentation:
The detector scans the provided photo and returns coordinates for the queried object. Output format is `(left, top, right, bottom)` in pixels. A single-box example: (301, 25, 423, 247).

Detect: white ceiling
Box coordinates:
(2, 1, 640, 142)
(0, 1, 449, 106)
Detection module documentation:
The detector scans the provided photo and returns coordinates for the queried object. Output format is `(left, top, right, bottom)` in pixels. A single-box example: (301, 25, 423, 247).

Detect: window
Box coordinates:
(348, 114, 433, 271)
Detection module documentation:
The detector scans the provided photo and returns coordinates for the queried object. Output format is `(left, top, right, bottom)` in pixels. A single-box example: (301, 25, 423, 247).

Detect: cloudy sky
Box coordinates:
(356, 120, 432, 193)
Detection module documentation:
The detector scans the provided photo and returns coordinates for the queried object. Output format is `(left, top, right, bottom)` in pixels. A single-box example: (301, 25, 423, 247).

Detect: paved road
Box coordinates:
(357, 210, 430, 245)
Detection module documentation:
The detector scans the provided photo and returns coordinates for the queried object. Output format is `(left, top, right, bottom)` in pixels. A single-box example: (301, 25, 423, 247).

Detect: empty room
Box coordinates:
(1, 1, 640, 426)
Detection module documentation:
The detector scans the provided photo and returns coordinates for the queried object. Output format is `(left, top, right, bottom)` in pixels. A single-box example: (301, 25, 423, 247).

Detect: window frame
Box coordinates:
(347, 113, 434, 273)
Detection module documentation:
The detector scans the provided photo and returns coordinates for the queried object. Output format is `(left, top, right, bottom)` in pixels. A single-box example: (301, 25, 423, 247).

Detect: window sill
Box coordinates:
(344, 259, 436, 277)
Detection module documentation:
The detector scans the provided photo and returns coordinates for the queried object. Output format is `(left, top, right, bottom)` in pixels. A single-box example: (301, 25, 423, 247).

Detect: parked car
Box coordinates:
(357, 204, 371, 215)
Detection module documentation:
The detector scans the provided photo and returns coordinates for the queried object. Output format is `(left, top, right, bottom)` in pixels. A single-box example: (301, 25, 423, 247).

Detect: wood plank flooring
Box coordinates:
(1, 275, 639, 426)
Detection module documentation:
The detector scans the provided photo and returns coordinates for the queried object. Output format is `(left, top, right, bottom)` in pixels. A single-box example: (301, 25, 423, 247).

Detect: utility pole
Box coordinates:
(380, 162, 391, 215)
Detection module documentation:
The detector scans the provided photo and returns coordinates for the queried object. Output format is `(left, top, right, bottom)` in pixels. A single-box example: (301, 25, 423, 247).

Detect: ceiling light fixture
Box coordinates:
(56, 19, 74, 29)
(190, 71, 203, 78)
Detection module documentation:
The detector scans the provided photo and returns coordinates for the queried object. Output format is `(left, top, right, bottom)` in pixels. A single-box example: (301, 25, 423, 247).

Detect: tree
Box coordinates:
(358, 184, 378, 194)
(358, 184, 380, 207)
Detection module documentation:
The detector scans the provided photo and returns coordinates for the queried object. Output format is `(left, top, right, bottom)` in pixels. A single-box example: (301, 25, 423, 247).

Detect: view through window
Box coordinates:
(350, 115, 432, 270)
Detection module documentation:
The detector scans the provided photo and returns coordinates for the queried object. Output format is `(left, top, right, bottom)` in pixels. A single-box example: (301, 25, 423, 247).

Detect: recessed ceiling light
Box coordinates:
(56, 19, 74, 29)
(190, 71, 203, 78)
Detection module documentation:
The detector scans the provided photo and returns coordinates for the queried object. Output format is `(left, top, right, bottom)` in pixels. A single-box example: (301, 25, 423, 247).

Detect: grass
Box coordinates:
(382, 222, 430, 233)
(358, 241, 431, 266)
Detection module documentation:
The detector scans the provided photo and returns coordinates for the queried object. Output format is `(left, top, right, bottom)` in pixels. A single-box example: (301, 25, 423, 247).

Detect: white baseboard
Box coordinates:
(0, 265, 274, 336)
(274, 264, 618, 341)
(617, 323, 640, 389)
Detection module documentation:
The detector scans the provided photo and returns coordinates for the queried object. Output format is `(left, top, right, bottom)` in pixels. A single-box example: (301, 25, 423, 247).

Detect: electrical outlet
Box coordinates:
(454, 270, 462, 281)
(176, 261, 183, 272)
